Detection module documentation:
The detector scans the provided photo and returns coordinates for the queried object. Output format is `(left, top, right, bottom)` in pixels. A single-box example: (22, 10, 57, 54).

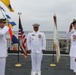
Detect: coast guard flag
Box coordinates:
(0, 0, 14, 12)
(18, 16, 27, 58)
(53, 15, 60, 63)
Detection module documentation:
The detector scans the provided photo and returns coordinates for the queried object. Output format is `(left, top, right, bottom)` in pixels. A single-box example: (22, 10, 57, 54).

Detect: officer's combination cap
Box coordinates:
(33, 23, 40, 27)
(0, 18, 7, 23)
(71, 19, 76, 25)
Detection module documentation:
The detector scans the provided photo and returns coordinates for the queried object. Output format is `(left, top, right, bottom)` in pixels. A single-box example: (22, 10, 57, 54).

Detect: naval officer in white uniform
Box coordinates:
(27, 23, 46, 75)
(0, 18, 9, 75)
(68, 19, 76, 75)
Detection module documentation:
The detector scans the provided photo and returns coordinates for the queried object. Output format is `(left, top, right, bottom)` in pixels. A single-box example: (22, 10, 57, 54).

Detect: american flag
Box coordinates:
(18, 16, 27, 58)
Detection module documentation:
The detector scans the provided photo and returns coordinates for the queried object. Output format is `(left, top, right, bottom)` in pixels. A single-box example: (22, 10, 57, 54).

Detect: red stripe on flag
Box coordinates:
(18, 16, 27, 58)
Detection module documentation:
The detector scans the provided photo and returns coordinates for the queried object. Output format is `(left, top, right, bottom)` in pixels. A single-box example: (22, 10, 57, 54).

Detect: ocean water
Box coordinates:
(6, 31, 69, 52)
(6, 31, 67, 39)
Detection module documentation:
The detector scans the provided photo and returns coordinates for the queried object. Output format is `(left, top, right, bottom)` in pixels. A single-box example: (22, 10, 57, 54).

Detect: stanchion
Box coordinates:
(15, 49, 22, 67)
(50, 46, 56, 67)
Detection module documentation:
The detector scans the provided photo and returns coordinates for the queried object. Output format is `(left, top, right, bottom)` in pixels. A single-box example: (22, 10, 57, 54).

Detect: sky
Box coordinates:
(0, 0, 76, 31)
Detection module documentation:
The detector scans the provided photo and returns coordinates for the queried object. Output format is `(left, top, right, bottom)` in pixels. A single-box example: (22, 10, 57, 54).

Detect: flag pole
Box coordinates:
(50, 43, 56, 67)
(15, 12, 22, 67)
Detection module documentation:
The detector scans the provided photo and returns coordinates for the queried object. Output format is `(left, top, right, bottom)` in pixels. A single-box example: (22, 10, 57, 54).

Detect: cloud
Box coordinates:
(1, 0, 76, 31)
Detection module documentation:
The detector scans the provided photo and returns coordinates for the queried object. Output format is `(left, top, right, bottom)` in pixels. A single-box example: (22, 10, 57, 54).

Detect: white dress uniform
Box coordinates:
(0, 26, 9, 75)
(27, 31, 46, 75)
(68, 30, 76, 72)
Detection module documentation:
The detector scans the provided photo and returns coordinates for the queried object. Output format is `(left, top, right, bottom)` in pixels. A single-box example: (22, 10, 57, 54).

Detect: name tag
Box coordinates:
(32, 34, 35, 36)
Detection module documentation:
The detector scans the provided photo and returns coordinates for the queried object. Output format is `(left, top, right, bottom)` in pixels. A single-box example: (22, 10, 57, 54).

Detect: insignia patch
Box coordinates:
(38, 34, 41, 38)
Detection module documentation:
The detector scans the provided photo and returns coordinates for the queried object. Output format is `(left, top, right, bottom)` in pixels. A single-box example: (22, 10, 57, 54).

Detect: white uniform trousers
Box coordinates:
(70, 57, 76, 72)
(0, 57, 6, 75)
(31, 53, 42, 75)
